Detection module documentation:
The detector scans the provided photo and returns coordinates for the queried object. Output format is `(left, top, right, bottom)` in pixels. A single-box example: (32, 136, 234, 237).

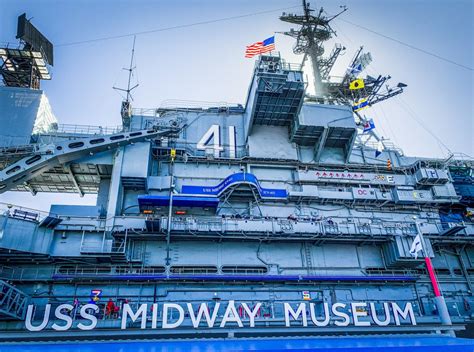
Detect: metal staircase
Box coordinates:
(304, 242, 313, 274)
(0, 279, 30, 320)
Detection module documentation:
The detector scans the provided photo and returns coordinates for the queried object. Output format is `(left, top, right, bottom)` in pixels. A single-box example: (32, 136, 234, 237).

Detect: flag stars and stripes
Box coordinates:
(245, 36, 275, 58)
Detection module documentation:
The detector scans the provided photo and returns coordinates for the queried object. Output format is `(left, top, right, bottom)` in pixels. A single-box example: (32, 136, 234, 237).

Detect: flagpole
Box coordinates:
(413, 216, 454, 336)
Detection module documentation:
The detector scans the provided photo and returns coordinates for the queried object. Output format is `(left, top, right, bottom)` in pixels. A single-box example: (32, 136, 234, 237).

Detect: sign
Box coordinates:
(182, 173, 288, 199)
(298, 170, 397, 185)
(302, 291, 311, 301)
(24, 300, 416, 331)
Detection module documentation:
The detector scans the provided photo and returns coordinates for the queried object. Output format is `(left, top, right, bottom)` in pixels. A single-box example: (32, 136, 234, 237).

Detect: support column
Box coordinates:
(105, 148, 125, 230)
(165, 157, 175, 267)
(414, 220, 454, 336)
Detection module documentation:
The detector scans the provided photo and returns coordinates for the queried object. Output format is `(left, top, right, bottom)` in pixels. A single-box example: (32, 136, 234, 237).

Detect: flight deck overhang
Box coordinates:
(292, 103, 357, 161)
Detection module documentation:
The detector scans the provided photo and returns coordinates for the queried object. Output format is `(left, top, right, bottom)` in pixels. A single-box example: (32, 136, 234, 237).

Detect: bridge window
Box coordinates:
(170, 266, 218, 274)
(221, 266, 268, 274)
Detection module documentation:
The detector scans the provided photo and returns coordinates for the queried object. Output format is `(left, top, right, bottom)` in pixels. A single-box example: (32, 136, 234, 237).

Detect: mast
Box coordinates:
(280, 1, 346, 98)
(113, 36, 139, 131)
(280, 2, 407, 148)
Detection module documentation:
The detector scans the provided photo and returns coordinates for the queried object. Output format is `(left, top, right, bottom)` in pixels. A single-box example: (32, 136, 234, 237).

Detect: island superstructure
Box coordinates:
(0, 3, 473, 341)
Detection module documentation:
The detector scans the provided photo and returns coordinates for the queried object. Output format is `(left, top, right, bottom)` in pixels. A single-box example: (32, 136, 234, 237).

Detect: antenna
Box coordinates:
(280, 2, 407, 147)
(280, 1, 347, 98)
(113, 36, 139, 130)
(0, 13, 53, 89)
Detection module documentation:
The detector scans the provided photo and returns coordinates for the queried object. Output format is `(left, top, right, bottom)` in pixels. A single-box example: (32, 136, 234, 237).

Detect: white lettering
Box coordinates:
(370, 302, 391, 326)
(332, 303, 350, 327)
(121, 303, 147, 330)
(351, 302, 370, 327)
(228, 125, 236, 158)
(77, 304, 99, 330)
(309, 302, 330, 327)
(220, 300, 243, 327)
(162, 303, 184, 329)
(25, 304, 50, 332)
(22, 300, 416, 331)
(392, 302, 416, 326)
(241, 303, 261, 328)
(151, 303, 158, 329)
(52, 304, 73, 331)
(187, 302, 220, 328)
(196, 124, 223, 158)
(284, 303, 307, 327)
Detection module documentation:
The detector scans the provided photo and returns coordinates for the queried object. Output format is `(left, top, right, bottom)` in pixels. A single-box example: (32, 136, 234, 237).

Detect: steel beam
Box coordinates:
(0, 126, 179, 194)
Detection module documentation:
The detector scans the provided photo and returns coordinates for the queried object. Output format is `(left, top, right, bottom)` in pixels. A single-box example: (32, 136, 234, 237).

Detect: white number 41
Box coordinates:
(196, 124, 236, 158)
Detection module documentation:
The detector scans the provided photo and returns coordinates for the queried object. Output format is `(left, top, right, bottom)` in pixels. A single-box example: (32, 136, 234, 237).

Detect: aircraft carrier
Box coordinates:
(0, 2, 473, 347)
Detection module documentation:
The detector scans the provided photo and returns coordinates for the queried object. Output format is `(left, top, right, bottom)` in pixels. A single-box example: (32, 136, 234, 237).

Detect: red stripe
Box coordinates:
(245, 41, 275, 58)
(425, 257, 441, 297)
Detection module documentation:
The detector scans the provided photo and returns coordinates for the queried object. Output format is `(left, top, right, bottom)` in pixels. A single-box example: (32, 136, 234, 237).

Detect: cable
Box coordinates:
(337, 18, 473, 71)
(56, 5, 301, 47)
(395, 96, 453, 156)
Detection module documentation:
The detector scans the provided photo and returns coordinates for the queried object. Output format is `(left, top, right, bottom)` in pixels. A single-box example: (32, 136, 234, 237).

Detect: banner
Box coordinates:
(181, 172, 287, 199)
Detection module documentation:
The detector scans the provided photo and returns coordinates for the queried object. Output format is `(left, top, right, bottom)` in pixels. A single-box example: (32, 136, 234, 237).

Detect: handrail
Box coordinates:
(1, 202, 472, 238)
(48, 124, 122, 136)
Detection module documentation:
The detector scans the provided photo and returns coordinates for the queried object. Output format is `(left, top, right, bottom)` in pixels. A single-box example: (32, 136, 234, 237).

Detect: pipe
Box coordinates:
(52, 274, 417, 282)
(414, 219, 453, 335)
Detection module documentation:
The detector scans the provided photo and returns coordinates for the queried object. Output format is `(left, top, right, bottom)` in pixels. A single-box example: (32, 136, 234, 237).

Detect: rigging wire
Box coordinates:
(331, 20, 457, 156)
(56, 5, 301, 47)
(336, 18, 473, 71)
(395, 96, 453, 156)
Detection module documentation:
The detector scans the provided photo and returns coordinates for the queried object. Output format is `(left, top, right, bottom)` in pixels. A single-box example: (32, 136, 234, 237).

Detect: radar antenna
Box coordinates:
(280, 1, 346, 98)
(0, 13, 53, 89)
(113, 36, 139, 131)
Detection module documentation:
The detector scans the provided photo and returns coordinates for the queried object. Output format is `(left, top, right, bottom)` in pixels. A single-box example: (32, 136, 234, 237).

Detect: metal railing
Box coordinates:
(0, 266, 54, 281)
(53, 124, 122, 136)
(159, 215, 474, 238)
(360, 140, 405, 156)
(80, 238, 127, 255)
(132, 100, 244, 117)
(1, 203, 472, 244)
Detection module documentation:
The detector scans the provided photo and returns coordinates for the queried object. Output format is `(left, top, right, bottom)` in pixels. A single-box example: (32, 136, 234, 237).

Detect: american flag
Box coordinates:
(245, 36, 275, 58)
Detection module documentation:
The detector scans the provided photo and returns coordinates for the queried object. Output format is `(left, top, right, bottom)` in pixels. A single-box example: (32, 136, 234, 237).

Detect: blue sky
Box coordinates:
(0, 0, 473, 210)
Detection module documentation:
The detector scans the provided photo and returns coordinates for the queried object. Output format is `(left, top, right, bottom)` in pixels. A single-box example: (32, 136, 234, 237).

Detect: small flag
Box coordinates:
(375, 140, 384, 157)
(348, 63, 362, 76)
(352, 98, 368, 112)
(409, 234, 423, 259)
(245, 36, 275, 58)
(349, 78, 365, 90)
(363, 118, 375, 133)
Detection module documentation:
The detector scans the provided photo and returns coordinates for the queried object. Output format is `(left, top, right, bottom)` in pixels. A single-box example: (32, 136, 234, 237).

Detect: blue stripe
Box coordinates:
(138, 195, 219, 208)
(263, 36, 275, 46)
(3, 336, 474, 351)
(52, 274, 417, 282)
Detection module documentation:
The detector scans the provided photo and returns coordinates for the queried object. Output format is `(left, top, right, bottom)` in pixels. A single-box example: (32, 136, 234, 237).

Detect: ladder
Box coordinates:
(0, 279, 30, 320)
(304, 242, 313, 274)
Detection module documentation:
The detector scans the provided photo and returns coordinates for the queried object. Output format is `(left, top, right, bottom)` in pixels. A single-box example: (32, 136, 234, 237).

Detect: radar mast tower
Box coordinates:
(281, 1, 407, 148)
(280, 1, 346, 98)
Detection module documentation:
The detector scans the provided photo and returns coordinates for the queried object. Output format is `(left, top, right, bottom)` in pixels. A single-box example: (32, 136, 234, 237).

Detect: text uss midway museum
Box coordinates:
(25, 300, 417, 331)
